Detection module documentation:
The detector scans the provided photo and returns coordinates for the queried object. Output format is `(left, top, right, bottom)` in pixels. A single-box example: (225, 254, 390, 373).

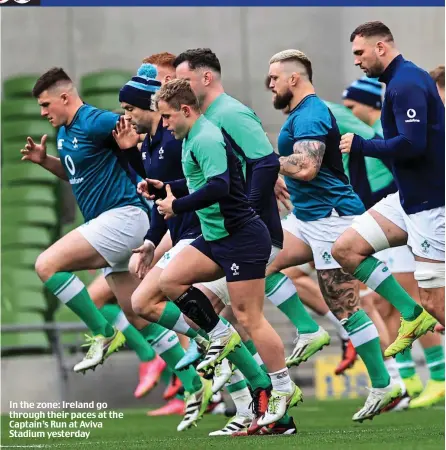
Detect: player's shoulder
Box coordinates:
(214, 94, 259, 122)
(391, 61, 430, 92)
(190, 116, 224, 151)
(291, 95, 331, 128)
(79, 104, 120, 138)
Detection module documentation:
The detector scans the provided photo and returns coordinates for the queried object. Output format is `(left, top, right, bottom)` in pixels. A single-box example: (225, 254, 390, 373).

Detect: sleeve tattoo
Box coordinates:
(279, 140, 326, 181)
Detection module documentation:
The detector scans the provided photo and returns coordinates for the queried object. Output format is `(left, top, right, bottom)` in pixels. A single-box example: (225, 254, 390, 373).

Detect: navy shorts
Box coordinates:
(191, 218, 271, 282)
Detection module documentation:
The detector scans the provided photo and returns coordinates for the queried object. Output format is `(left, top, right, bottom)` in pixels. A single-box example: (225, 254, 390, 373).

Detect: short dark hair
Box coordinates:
(155, 78, 200, 112)
(430, 65, 445, 89)
(32, 67, 72, 98)
(350, 21, 394, 43)
(173, 48, 221, 74)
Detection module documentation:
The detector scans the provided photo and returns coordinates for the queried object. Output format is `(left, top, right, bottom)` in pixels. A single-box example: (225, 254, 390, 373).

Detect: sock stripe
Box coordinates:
(349, 323, 379, 347)
(366, 264, 392, 290)
(53, 274, 76, 296)
(427, 359, 445, 368)
(253, 353, 264, 366)
(152, 332, 179, 355)
(348, 321, 374, 336)
(55, 276, 85, 304)
(265, 275, 288, 297)
(172, 313, 191, 334)
(267, 278, 296, 307)
(396, 362, 416, 369)
(114, 311, 130, 332)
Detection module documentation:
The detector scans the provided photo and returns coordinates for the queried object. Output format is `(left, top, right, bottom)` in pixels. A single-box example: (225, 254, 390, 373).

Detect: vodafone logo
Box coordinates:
(405, 108, 420, 123)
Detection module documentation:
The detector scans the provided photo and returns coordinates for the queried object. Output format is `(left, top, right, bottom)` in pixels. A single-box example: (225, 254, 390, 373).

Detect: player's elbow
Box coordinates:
(297, 167, 318, 182)
(209, 176, 229, 198)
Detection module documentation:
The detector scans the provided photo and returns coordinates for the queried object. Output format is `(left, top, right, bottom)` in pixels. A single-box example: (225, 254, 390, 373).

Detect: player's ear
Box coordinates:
(60, 92, 69, 105)
(376, 41, 386, 56)
(181, 105, 190, 117)
(290, 72, 299, 87)
(203, 70, 213, 86)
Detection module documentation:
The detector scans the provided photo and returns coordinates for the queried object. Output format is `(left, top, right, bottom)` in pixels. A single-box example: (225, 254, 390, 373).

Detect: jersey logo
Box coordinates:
(65, 155, 76, 176)
(57, 139, 64, 150)
(322, 251, 332, 264)
(405, 109, 420, 123)
(142, 152, 147, 161)
(159, 147, 164, 159)
(421, 240, 431, 253)
(72, 137, 79, 149)
(230, 263, 240, 276)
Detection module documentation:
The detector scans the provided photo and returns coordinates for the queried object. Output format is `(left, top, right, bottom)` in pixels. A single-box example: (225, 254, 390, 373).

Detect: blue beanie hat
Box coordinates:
(342, 76, 383, 110)
(119, 63, 161, 111)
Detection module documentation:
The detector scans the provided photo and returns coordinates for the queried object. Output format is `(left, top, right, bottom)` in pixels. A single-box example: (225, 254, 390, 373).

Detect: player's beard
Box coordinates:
(134, 123, 150, 134)
(273, 89, 294, 111)
(364, 58, 385, 78)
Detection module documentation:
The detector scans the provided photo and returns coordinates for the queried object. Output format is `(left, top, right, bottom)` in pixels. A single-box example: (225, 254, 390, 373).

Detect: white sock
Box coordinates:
(231, 387, 253, 418)
(226, 369, 253, 418)
(269, 368, 293, 393)
(385, 358, 406, 391)
(209, 319, 230, 340)
(324, 311, 349, 340)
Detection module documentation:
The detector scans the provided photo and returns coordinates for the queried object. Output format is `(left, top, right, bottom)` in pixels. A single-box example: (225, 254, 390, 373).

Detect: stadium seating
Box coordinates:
(2, 98, 42, 121)
(80, 70, 132, 96)
(83, 93, 123, 113)
(3, 74, 40, 99)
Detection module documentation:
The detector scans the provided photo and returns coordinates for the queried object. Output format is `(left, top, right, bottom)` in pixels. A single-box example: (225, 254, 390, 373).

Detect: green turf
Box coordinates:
(1, 399, 444, 449)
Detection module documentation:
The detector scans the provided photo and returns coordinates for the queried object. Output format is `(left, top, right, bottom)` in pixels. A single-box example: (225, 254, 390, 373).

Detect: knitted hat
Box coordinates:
(119, 63, 161, 111)
(342, 76, 383, 110)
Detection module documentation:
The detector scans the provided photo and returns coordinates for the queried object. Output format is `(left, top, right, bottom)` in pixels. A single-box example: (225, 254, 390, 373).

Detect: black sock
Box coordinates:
(175, 286, 220, 333)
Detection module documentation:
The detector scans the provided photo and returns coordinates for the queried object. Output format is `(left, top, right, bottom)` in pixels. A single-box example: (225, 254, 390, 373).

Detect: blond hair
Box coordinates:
(155, 78, 199, 112)
(269, 49, 313, 83)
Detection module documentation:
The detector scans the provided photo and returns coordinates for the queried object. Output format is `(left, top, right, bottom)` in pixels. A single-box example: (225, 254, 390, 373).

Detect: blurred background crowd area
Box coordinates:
(0, 7, 444, 410)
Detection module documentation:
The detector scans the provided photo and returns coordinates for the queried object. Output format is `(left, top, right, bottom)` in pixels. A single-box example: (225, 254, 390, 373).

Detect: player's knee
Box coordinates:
(35, 252, 56, 281)
(131, 289, 150, 317)
(231, 304, 261, 331)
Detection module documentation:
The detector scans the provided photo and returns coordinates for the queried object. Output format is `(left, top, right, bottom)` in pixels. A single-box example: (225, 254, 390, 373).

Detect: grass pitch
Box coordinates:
(2, 399, 444, 449)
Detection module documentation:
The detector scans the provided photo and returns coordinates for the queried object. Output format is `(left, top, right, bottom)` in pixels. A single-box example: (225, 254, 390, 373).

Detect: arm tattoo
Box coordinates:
(279, 140, 326, 180)
(317, 268, 360, 320)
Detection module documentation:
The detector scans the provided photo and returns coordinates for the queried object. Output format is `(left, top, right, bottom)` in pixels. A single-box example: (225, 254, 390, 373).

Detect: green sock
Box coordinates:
(353, 257, 422, 321)
(395, 349, 416, 379)
(215, 318, 269, 389)
(45, 272, 114, 337)
(161, 366, 173, 385)
(100, 306, 156, 362)
(226, 343, 270, 391)
(156, 301, 198, 338)
(343, 309, 390, 388)
(141, 323, 202, 394)
(424, 345, 445, 381)
(244, 339, 267, 372)
(266, 273, 319, 333)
